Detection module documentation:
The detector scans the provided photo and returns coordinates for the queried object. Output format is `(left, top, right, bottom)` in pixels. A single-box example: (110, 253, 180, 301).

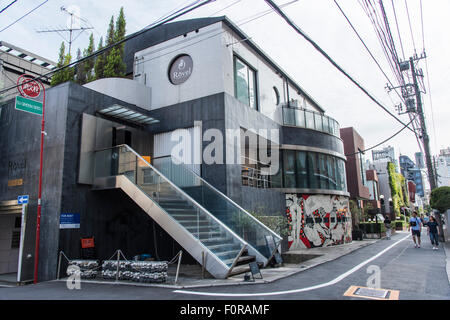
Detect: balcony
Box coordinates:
(282, 105, 340, 137)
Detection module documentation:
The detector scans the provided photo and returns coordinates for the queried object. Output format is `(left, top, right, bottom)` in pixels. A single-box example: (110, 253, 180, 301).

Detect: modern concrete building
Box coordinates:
(372, 145, 398, 172)
(436, 148, 450, 187)
(0, 16, 350, 283)
(399, 155, 425, 197)
(0, 41, 57, 102)
(340, 127, 371, 224)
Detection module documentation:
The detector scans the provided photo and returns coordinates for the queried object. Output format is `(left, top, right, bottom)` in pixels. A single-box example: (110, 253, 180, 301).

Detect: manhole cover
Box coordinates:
(344, 286, 399, 300)
(354, 287, 389, 299)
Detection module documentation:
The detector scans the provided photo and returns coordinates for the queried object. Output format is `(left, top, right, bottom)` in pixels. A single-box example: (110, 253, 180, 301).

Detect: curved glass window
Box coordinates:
(279, 150, 347, 192)
(282, 106, 341, 138)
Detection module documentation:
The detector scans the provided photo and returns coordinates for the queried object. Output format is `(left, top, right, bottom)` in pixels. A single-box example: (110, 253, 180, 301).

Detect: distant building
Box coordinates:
(399, 155, 425, 197)
(372, 145, 398, 170)
(372, 160, 392, 216)
(0, 41, 57, 102)
(436, 148, 450, 187)
(415, 152, 424, 169)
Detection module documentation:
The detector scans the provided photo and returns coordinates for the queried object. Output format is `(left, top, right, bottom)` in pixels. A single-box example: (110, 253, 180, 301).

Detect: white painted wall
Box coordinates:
(134, 21, 323, 124)
(134, 23, 224, 110)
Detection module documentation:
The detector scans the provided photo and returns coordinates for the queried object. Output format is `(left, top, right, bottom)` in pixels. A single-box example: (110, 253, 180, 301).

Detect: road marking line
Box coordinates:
(174, 234, 411, 297)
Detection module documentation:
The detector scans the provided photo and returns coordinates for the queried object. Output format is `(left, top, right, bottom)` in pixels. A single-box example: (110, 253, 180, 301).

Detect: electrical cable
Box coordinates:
(0, 0, 215, 95)
(334, 0, 405, 103)
(0, 0, 48, 33)
(404, 0, 417, 54)
(345, 115, 417, 157)
(132, 0, 298, 70)
(208, 0, 242, 17)
(0, 0, 17, 14)
(391, 0, 405, 62)
(263, 0, 416, 135)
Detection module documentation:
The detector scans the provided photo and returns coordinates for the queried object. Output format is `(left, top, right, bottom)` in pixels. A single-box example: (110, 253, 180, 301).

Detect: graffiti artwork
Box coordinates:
(286, 194, 352, 250)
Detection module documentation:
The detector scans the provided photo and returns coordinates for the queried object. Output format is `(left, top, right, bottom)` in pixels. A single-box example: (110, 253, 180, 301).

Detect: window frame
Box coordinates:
(233, 54, 259, 111)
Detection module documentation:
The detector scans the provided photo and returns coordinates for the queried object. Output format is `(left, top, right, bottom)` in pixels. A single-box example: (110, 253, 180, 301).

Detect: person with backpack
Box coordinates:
(408, 211, 422, 248)
(424, 216, 440, 250)
(384, 215, 392, 240)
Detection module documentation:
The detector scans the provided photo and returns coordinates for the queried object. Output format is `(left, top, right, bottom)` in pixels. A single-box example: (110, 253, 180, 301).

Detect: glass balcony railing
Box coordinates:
(153, 156, 283, 259)
(282, 106, 341, 137)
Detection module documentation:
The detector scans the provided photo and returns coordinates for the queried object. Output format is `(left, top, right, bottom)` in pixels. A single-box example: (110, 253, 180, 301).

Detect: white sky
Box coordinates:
(1, 0, 448, 165)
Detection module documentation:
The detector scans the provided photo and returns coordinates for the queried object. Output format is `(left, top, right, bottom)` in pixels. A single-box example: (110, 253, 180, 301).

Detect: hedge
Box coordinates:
(359, 222, 387, 234)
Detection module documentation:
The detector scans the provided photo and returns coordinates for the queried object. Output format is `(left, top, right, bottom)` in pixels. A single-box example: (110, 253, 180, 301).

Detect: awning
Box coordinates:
(97, 104, 159, 126)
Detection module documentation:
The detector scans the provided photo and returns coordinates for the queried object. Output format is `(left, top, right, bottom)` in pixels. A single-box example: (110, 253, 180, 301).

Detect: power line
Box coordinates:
(0, 0, 49, 33)
(404, 0, 417, 54)
(391, 0, 405, 61)
(0, 0, 18, 14)
(334, 0, 404, 103)
(0, 0, 215, 96)
(208, 0, 242, 17)
(345, 115, 417, 157)
(263, 0, 416, 135)
(132, 0, 298, 71)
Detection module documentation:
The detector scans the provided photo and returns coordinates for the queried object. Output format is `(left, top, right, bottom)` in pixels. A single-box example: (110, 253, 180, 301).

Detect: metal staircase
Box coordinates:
(92, 145, 281, 279)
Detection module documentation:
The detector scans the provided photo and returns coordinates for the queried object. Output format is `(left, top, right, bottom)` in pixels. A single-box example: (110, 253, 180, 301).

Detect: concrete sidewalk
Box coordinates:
(55, 237, 378, 289)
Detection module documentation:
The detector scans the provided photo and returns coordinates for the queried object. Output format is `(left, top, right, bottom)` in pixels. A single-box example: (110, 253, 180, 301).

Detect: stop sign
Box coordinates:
(17, 75, 41, 98)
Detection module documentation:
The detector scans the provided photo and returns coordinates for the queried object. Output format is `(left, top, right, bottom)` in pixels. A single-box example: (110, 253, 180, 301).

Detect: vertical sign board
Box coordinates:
(17, 195, 29, 204)
(59, 213, 80, 229)
(15, 96, 43, 116)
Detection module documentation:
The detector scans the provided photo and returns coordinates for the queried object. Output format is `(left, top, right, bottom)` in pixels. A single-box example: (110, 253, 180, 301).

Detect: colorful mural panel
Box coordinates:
(286, 194, 352, 250)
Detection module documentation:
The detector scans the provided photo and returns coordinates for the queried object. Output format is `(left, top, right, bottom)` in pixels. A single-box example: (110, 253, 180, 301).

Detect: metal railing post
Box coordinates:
(115, 250, 120, 282)
(57, 251, 62, 280)
(175, 251, 182, 284)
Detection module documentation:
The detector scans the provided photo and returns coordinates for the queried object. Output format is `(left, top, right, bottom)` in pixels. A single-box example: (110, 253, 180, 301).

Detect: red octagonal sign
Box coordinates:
(17, 75, 41, 98)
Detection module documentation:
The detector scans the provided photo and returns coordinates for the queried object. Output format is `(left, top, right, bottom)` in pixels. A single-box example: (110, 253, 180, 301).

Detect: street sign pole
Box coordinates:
(17, 74, 46, 284)
(33, 80, 45, 284)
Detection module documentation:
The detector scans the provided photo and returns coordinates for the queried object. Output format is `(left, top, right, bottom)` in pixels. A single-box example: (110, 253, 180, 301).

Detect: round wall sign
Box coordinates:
(168, 54, 193, 85)
(17, 75, 41, 98)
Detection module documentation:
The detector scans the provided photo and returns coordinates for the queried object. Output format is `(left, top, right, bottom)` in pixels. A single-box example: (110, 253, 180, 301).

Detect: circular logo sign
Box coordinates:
(168, 54, 193, 85)
(17, 75, 41, 98)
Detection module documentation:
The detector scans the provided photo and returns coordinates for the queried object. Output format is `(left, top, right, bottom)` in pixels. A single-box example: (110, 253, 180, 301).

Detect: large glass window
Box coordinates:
(279, 150, 347, 191)
(296, 151, 308, 188)
(234, 56, 258, 110)
(283, 150, 296, 188)
(318, 153, 329, 189)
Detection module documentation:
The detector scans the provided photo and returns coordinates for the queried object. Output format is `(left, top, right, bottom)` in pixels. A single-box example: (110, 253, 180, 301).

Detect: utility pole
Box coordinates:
(409, 56, 437, 191)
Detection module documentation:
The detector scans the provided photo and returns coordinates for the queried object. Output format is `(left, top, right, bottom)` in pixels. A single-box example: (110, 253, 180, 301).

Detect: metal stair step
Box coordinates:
(201, 237, 234, 246)
(223, 255, 256, 267)
(207, 243, 242, 252)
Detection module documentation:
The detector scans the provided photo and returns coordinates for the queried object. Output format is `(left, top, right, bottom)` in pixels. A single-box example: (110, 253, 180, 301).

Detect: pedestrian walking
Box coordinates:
(384, 215, 392, 240)
(408, 212, 422, 248)
(424, 216, 440, 250)
(423, 214, 430, 236)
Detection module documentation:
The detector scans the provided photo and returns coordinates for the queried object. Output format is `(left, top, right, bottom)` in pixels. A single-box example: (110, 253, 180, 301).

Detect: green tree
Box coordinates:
(51, 42, 74, 86)
(50, 42, 67, 86)
(75, 48, 86, 85)
(84, 33, 95, 82)
(387, 162, 407, 217)
(430, 186, 450, 212)
(104, 8, 126, 77)
(94, 37, 105, 80)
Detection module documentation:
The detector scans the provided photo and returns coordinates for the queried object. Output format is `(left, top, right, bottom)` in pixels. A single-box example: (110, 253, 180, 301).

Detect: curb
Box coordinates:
(444, 241, 450, 285)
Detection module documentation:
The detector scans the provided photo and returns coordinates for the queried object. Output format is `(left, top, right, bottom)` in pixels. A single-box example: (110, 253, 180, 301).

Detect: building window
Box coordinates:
(234, 56, 258, 110)
(279, 150, 347, 191)
(272, 86, 280, 106)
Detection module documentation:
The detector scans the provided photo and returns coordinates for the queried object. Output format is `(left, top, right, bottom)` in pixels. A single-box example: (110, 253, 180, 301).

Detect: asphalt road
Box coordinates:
(1, 231, 449, 301)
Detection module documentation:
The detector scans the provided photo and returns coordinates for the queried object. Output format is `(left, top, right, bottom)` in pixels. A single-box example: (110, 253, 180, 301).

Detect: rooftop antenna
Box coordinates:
(36, 5, 93, 57)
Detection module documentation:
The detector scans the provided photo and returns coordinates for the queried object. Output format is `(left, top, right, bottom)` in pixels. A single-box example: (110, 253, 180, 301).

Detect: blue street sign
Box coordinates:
(59, 213, 80, 229)
(18, 195, 29, 204)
